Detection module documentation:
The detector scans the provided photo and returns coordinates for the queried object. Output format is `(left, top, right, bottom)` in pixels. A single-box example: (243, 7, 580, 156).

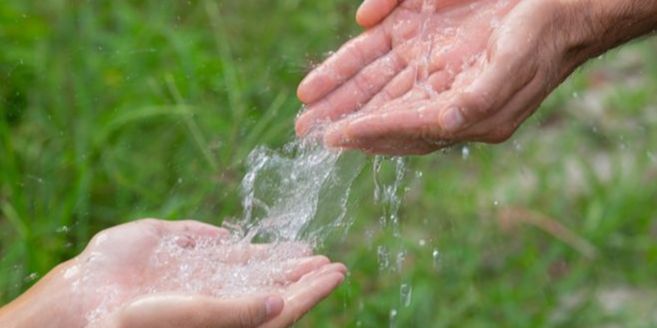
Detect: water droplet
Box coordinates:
(418, 239, 426, 247)
(24, 273, 39, 282)
(389, 308, 398, 328)
(493, 200, 500, 207)
(378, 245, 390, 271)
(396, 250, 407, 272)
(513, 140, 523, 151)
(400, 283, 413, 307)
(432, 249, 441, 271)
(461, 146, 470, 160)
(373, 156, 384, 202)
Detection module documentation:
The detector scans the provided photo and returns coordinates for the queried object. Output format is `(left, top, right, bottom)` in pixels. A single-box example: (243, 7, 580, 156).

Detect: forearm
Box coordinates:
(0, 261, 83, 328)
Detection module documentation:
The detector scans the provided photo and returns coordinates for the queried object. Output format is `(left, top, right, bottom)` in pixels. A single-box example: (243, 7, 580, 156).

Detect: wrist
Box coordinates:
(0, 260, 85, 328)
(558, 0, 657, 60)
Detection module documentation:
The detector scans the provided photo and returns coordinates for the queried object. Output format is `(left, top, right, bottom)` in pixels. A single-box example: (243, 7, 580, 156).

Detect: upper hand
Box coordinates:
(295, 0, 601, 154)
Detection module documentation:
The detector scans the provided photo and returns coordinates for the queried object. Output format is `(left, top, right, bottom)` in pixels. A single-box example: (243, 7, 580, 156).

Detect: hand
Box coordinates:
(296, 0, 657, 155)
(0, 219, 347, 328)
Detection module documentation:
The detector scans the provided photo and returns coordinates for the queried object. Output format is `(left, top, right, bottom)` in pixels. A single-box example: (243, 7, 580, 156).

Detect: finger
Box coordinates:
(261, 265, 347, 328)
(297, 262, 349, 281)
(426, 70, 454, 94)
(322, 97, 458, 155)
(160, 220, 231, 249)
(168, 220, 230, 239)
(117, 294, 284, 328)
(297, 27, 391, 104)
(438, 23, 540, 133)
(438, 63, 524, 133)
(344, 135, 441, 155)
(355, 0, 467, 28)
(356, 0, 472, 28)
(324, 98, 444, 147)
(384, 68, 457, 108)
(356, 0, 400, 28)
(246, 242, 313, 260)
(360, 65, 416, 112)
(274, 256, 331, 284)
(296, 50, 406, 136)
(219, 242, 313, 264)
(357, 29, 474, 112)
(460, 72, 547, 144)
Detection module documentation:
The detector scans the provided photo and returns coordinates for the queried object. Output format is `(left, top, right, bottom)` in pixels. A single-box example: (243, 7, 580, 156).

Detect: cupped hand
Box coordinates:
(296, 0, 595, 154)
(7, 219, 346, 328)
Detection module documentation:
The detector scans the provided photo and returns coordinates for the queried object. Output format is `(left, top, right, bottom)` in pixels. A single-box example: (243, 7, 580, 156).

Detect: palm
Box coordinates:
(297, 0, 515, 132)
(68, 220, 344, 327)
(295, 0, 568, 155)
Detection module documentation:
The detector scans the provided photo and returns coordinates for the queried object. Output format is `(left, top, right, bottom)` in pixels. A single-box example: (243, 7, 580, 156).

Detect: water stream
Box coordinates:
(79, 0, 456, 324)
(80, 140, 382, 326)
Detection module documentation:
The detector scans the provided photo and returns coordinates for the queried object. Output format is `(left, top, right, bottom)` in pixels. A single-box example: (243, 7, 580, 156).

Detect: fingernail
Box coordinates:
(265, 296, 284, 318)
(442, 107, 464, 132)
(336, 273, 346, 284)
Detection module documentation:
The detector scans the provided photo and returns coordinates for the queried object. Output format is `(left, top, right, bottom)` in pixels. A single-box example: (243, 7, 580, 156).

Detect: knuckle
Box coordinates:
(378, 87, 394, 104)
(462, 91, 496, 119)
(238, 305, 264, 328)
(347, 41, 367, 67)
(353, 72, 377, 97)
(494, 47, 517, 64)
(238, 312, 254, 328)
(419, 119, 440, 141)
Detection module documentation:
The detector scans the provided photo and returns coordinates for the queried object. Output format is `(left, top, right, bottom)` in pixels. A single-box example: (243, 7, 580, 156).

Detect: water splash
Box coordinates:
(79, 140, 368, 326)
(376, 157, 407, 237)
(400, 282, 413, 307)
(378, 245, 391, 271)
(432, 248, 442, 271)
(235, 140, 366, 245)
(389, 308, 399, 328)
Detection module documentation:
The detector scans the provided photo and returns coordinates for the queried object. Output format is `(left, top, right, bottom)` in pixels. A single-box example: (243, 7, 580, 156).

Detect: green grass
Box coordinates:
(2, 1, 657, 326)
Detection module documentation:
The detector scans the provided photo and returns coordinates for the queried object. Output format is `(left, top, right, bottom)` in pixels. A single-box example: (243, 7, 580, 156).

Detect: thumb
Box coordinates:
(215, 295, 284, 328)
(115, 294, 284, 328)
(356, 0, 399, 28)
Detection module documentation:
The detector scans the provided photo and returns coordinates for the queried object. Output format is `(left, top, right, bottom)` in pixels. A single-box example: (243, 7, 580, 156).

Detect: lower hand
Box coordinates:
(0, 219, 347, 328)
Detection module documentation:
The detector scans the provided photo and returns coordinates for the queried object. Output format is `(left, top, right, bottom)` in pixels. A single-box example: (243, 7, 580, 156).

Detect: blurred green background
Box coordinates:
(2, 0, 657, 326)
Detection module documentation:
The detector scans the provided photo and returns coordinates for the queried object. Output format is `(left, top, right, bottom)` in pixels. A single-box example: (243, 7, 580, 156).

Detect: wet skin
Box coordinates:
(0, 219, 346, 328)
(296, 0, 657, 155)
